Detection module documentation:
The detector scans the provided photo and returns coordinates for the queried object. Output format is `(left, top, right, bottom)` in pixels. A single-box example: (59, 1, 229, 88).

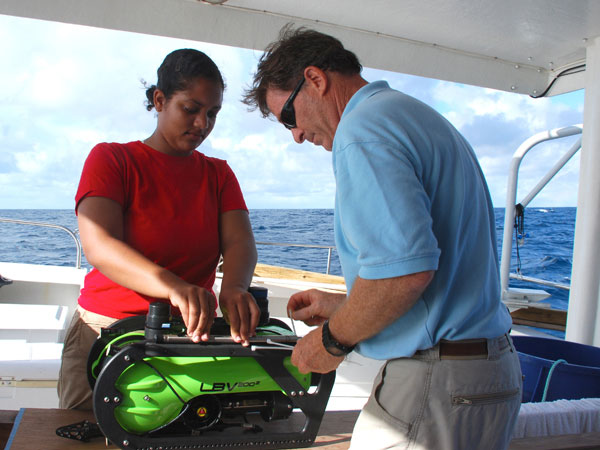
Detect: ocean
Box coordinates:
(0, 207, 574, 314)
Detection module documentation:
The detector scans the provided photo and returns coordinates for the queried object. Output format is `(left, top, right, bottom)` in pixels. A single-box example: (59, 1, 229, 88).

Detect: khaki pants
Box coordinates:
(350, 335, 522, 450)
(57, 306, 117, 410)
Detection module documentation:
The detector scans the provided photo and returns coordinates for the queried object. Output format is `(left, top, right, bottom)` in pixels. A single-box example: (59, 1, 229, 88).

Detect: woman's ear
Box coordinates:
(153, 89, 166, 112)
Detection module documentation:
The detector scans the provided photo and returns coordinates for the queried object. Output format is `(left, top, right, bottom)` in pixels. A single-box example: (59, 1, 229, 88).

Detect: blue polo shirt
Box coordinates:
(333, 81, 511, 360)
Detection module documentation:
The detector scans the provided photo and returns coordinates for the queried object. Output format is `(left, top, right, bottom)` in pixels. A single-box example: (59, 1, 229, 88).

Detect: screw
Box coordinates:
(510, 86, 517, 90)
(122, 440, 129, 446)
(299, 391, 305, 396)
(144, 395, 151, 401)
(124, 355, 131, 362)
(114, 396, 121, 403)
(103, 397, 110, 403)
(290, 391, 297, 396)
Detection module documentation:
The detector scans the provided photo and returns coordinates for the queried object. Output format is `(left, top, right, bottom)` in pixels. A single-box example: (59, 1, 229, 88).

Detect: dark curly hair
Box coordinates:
(145, 48, 225, 111)
(242, 25, 362, 117)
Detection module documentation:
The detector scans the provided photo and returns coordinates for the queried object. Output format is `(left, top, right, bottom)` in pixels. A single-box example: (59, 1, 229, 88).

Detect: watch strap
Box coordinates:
(322, 319, 355, 356)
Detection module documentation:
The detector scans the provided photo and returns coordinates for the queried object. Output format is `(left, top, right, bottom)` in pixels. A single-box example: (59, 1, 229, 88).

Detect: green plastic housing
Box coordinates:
(114, 355, 309, 433)
(95, 324, 309, 434)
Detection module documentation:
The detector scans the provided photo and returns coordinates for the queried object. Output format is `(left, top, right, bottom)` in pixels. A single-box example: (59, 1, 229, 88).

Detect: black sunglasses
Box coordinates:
(280, 77, 305, 130)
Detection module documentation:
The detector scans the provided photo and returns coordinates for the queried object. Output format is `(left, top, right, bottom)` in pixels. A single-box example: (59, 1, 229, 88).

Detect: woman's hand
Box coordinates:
(167, 281, 217, 342)
(287, 289, 346, 326)
(219, 286, 261, 346)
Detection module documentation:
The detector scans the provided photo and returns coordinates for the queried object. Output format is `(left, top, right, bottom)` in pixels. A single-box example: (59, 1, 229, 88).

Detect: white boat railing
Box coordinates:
(500, 124, 583, 301)
(0, 217, 83, 269)
(509, 273, 570, 291)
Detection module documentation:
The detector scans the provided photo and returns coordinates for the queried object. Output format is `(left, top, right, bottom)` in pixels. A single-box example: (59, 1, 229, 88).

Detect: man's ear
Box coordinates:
(304, 66, 329, 97)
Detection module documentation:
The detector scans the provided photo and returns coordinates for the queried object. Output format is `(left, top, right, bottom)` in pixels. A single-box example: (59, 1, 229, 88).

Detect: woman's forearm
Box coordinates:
(84, 231, 186, 298)
(220, 240, 257, 290)
(219, 210, 257, 291)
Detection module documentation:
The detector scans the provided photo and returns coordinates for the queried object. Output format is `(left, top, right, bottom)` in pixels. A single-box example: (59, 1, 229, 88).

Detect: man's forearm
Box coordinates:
(328, 271, 434, 347)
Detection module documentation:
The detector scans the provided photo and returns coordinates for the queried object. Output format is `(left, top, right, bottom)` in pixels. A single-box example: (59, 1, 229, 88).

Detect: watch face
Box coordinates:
(324, 343, 347, 357)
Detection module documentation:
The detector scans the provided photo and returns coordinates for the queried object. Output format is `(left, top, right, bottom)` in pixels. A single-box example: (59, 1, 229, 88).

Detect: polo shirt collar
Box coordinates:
(341, 80, 391, 120)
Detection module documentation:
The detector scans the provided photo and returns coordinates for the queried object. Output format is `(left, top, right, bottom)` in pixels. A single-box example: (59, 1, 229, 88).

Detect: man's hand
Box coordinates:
(167, 283, 216, 343)
(287, 289, 346, 326)
(291, 326, 344, 374)
(219, 286, 261, 346)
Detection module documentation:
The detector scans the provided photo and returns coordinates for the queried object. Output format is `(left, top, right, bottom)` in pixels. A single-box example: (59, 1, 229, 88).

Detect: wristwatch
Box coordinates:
(321, 320, 355, 356)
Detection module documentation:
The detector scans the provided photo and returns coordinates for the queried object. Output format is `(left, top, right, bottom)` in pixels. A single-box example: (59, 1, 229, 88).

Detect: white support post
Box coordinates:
(566, 36, 600, 346)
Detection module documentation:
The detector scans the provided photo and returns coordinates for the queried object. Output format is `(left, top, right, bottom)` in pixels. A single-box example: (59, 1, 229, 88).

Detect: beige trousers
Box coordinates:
(350, 335, 522, 450)
(57, 306, 117, 410)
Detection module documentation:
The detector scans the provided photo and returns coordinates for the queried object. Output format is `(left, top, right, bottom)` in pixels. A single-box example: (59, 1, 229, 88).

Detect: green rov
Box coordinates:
(84, 288, 336, 450)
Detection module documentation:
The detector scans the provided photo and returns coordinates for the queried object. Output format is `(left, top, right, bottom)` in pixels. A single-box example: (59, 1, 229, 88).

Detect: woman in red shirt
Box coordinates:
(58, 49, 259, 410)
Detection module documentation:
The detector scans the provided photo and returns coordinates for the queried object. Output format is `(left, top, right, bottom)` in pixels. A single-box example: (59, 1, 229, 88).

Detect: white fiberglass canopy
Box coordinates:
(1, 0, 599, 96)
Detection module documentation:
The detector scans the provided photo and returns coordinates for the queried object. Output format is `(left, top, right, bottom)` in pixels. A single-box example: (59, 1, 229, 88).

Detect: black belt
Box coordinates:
(438, 339, 488, 359)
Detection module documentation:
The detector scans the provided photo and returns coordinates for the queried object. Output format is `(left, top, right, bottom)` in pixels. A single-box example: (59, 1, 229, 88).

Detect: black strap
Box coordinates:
(56, 420, 103, 442)
(0, 274, 12, 287)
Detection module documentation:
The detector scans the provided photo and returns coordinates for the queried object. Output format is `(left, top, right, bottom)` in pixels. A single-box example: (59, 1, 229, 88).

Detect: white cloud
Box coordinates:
(0, 14, 584, 211)
(212, 131, 336, 208)
(15, 150, 48, 174)
(27, 57, 79, 106)
(424, 81, 583, 207)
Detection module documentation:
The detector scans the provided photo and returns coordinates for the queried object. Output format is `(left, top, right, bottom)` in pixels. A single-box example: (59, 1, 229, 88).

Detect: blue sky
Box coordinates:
(0, 14, 585, 209)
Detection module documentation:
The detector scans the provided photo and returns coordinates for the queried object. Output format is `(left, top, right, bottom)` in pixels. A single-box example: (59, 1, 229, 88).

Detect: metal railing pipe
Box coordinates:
(519, 137, 582, 208)
(0, 218, 82, 269)
(500, 124, 582, 299)
(509, 273, 570, 291)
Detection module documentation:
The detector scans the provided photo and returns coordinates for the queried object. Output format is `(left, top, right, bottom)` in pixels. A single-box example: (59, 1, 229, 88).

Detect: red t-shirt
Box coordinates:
(75, 141, 248, 318)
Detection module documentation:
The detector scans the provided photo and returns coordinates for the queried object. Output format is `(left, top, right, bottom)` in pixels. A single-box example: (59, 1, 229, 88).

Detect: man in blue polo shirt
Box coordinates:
(243, 26, 522, 450)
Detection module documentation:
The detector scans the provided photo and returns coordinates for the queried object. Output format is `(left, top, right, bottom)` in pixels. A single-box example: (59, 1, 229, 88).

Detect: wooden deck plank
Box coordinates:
(254, 263, 346, 287)
(510, 306, 567, 331)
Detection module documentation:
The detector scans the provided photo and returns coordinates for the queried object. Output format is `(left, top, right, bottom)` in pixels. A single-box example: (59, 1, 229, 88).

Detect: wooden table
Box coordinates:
(4, 408, 600, 450)
(4, 408, 357, 450)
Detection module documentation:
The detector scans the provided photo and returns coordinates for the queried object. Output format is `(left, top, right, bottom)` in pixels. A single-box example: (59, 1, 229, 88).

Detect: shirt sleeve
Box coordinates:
(75, 143, 126, 213)
(335, 141, 441, 280)
(218, 162, 248, 213)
